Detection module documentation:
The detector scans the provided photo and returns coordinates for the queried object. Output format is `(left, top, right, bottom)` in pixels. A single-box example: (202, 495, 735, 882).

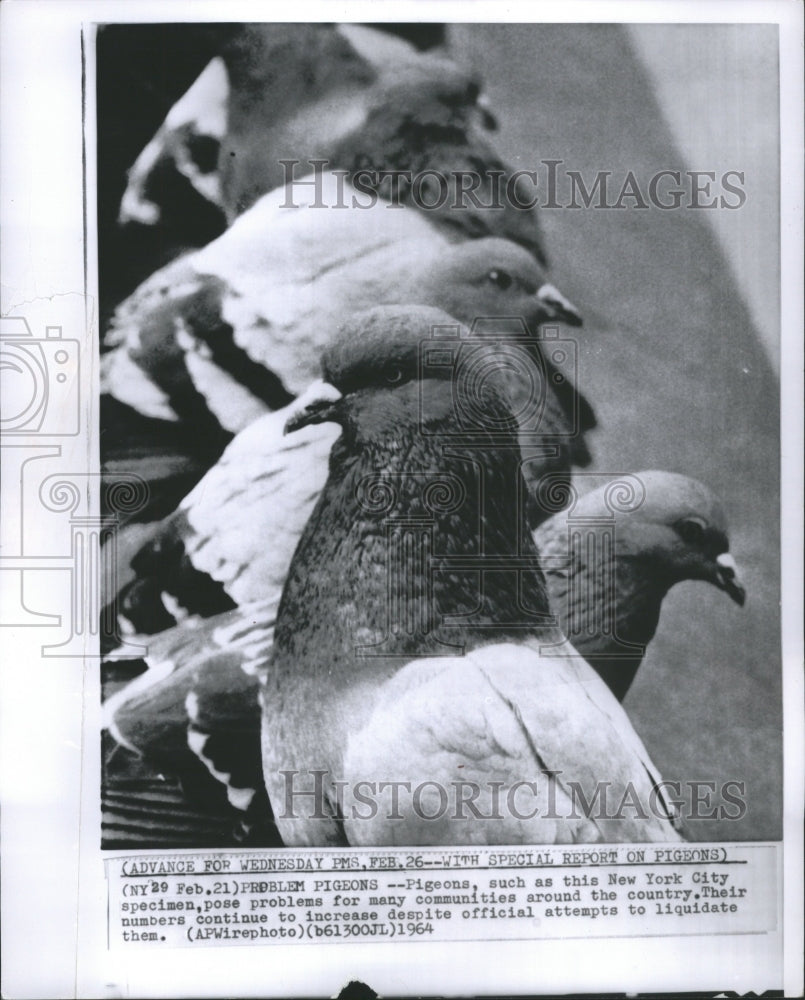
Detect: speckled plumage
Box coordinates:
(534, 471, 745, 700)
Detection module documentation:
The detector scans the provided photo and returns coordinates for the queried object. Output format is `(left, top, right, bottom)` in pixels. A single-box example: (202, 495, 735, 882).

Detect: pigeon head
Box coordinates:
(417, 238, 582, 329)
(534, 470, 744, 700)
(283, 305, 518, 444)
(323, 54, 548, 265)
(577, 470, 746, 606)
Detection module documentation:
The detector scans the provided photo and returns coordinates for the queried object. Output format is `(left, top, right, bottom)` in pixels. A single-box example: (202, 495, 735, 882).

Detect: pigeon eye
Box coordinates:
(677, 518, 707, 544)
(487, 269, 513, 290)
(384, 366, 404, 385)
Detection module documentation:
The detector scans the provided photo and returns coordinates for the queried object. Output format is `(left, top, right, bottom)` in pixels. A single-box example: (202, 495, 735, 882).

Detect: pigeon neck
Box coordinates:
(273, 409, 554, 671)
(555, 542, 672, 699)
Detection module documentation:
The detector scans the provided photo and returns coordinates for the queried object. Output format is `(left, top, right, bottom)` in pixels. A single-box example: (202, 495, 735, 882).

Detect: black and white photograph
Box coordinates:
(1, 3, 802, 998)
(97, 18, 779, 848)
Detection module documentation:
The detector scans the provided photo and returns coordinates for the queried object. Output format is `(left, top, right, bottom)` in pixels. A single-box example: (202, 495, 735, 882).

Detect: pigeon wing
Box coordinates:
(109, 407, 339, 637)
(103, 598, 276, 812)
(339, 640, 683, 846)
(179, 412, 340, 605)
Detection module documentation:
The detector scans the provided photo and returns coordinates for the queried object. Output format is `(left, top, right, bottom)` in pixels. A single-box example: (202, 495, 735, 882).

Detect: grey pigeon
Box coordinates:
(260, 305, 682, 846)
(105, 361, 742, 844)
(104, 172, 579, 423)
(218, 24, 540, 254)
(533, 471, 746, 701)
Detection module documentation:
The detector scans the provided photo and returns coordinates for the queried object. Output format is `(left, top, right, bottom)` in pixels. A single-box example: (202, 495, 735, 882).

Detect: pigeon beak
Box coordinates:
(535, 283, 583, 327)
(475, 92, 499, 131)
(714, 552, 746, 607)
(283, 380, 343, 435)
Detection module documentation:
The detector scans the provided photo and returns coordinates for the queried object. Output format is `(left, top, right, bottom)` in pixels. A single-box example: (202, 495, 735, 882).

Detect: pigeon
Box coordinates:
(116, 25, 417, 233)
(534, 471, 746, 701)
(219, 23, 544, 259)
(116, 24, 366, 237)
(257, 305, 682, 846)
(108, 300, 593, 640)
(104, 172, 578, 415)
(101, 171, 587, 524)
(116, 24, 538, 270)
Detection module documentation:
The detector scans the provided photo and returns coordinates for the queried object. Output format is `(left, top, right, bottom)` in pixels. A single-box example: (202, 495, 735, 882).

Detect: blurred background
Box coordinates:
(97, 22, 781, 842)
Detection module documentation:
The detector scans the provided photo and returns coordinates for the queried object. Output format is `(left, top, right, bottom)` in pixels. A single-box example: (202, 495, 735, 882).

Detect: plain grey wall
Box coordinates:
(629, 24, 780, 372)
